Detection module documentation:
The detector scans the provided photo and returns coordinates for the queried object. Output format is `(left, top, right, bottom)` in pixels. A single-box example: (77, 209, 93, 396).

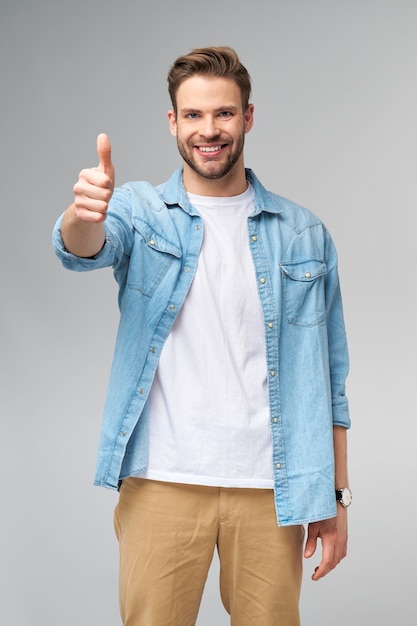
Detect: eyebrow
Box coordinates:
(179, 105, 239, 115)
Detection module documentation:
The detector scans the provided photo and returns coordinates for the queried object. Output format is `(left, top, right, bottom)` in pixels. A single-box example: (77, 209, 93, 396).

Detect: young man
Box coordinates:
(53, 46, 351, 626)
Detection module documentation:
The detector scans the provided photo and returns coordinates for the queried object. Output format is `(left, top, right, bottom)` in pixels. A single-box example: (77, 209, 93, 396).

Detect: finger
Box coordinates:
(74, 205, 108, 224)
(311, 565, 322, 581)
(311, 559, 330, 581)
(311, 540, 337, 581)
(75, 194, 111, 214)
(311, 558, 332, 581)
(73, 174, 113, 202)
(96, 133, 113, 176)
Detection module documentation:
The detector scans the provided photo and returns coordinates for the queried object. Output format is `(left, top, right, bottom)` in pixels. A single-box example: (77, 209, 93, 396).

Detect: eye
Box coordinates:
(186, 112, 199, 119)
(218, 111, 233, 118)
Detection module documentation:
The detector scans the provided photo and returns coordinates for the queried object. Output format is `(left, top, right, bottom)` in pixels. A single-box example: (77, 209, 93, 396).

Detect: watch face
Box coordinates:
(341, 488, 352, 507)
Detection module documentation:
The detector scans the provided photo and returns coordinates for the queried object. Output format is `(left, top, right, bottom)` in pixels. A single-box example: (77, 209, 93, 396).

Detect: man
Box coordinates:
(53, 46, 351, 626)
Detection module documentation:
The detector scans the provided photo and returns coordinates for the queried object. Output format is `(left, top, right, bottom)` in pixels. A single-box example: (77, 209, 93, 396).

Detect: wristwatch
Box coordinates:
(335, 487, 352, 508)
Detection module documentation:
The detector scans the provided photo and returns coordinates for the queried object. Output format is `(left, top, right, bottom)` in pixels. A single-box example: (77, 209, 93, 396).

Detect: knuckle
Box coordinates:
(102, 188, 113, 202)
(73, 180, 82, 194)
(97, 200, 109, 213)
(78, 168, 91, 181)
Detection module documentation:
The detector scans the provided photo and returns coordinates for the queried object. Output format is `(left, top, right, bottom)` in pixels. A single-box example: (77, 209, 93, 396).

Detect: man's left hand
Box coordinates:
(304, 506, 348, 580)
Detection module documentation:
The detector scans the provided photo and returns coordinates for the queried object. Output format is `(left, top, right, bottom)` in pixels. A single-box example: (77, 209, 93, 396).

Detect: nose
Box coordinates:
(200, 115, 219, 139)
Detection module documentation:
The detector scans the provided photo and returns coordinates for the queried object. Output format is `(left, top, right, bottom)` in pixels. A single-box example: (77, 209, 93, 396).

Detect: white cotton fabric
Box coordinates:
(141, 184, 274, 488)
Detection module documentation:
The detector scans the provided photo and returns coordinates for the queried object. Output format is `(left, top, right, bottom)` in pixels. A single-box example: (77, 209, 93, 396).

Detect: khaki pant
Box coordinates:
(114, 478, 304, 626)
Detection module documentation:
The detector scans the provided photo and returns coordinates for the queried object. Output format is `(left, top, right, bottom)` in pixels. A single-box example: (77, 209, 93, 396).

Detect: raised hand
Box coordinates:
(72, 133, 115, 223)
(61, 134, 115, 257)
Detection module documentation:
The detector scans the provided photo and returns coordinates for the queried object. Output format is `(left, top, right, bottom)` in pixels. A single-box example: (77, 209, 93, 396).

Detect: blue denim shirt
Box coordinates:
(53, 167, 350, 526)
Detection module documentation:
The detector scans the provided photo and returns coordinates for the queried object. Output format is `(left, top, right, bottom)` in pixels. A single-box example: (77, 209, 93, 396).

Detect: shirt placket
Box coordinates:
(109, 212, 204, 484)
(248, 214, 291, 524)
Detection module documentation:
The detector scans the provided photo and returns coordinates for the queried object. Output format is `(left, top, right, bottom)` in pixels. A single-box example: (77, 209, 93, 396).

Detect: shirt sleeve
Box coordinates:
(324, 228, 351, 429)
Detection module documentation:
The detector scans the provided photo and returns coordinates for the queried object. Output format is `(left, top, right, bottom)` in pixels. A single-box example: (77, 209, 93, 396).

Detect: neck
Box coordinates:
(182, 163, 248, 197)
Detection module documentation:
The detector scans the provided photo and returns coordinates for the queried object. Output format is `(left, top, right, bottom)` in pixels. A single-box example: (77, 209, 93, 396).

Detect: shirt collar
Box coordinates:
(157, 167, 283, 217)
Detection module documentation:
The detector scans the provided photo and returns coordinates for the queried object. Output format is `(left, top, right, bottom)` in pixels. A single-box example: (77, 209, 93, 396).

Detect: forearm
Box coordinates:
(61, 202, 106, 258)
(333, 425, 348, 488)
(305, 425, 349, 580)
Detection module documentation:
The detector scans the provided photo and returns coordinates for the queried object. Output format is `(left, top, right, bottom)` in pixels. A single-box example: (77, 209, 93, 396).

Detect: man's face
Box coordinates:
(168, 75, 254, 190)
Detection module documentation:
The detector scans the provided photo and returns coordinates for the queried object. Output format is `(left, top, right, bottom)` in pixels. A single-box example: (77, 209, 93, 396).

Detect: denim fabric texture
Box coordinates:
(53, 168, 350, 526)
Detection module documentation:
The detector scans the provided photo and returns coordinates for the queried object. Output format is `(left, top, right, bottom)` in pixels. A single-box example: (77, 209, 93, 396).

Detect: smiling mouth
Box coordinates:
(197, 145, 225, 154)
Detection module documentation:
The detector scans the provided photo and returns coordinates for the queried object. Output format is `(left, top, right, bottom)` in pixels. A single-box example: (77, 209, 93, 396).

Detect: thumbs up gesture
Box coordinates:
(73, 133, 115, 222)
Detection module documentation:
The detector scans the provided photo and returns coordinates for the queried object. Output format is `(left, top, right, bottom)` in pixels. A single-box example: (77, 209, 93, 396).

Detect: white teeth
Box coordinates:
(199, 146, 222, 152)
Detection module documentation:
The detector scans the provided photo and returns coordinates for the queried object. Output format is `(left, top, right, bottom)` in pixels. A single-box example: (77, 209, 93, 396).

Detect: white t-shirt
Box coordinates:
(140, 184, 274, 488)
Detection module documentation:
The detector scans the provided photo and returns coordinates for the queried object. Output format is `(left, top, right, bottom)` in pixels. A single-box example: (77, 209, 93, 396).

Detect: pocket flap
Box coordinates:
(280, 260, 327, 282)
(132, 217, 182, 258)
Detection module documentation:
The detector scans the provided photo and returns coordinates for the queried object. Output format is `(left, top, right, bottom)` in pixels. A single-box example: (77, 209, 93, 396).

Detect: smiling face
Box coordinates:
(168, 75, 254, 196)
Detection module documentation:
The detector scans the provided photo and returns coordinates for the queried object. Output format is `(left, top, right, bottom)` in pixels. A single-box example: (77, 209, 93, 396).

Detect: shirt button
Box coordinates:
(138, 388, 144, 394)
(184, 267, 190, 272)
(276, 463, 281, 470)
(260, 277, 266, 284)
(169, 304, 175, 311)
(273, 417, 278, 423)
(305, 272, 311, 278)
(251, 235, 257, 242)
(270, 370, 275, 377)
(120, 431, 126, 437)
(149, 239, 155, 246)
(268, 322, 273, 329)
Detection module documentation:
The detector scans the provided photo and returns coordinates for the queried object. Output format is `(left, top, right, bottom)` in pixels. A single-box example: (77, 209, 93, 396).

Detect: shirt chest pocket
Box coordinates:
(128, 219, 182, 297)
(280, 260, 327, 327)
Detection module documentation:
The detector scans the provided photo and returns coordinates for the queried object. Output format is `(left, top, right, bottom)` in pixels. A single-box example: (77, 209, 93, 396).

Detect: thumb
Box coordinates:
(304, 538, 317, 558)
(96, 133, 114, 178)
(304, 525, 318, 558)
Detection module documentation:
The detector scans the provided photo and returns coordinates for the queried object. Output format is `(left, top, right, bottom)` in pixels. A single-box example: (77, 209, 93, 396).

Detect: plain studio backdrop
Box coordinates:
(1, 1, 416, 624)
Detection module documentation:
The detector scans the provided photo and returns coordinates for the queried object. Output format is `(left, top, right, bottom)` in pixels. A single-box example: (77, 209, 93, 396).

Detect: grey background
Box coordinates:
(1, 0, 416, 624)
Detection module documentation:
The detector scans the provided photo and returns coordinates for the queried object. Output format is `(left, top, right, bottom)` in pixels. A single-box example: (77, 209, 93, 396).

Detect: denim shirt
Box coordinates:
(53, 167, 350, 526)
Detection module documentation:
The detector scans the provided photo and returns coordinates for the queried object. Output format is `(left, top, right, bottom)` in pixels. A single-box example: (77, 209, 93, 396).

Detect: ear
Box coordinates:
(244, 103, 254, 133)
(167, 110, 177, 137)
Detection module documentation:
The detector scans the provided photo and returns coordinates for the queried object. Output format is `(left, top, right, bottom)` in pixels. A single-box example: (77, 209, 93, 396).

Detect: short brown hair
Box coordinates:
(167, 46, 252, 113)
